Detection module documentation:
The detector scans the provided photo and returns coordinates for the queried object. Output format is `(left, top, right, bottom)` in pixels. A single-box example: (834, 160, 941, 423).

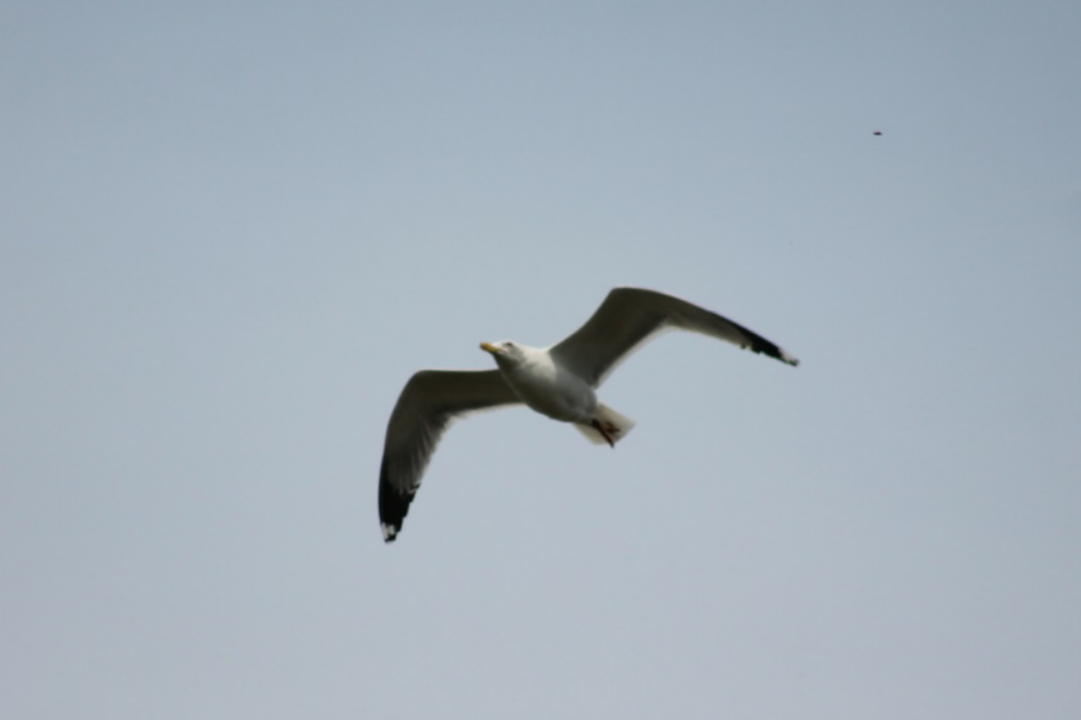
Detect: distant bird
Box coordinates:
(377, 287, 799, 542)
(873, 130, 883, 136)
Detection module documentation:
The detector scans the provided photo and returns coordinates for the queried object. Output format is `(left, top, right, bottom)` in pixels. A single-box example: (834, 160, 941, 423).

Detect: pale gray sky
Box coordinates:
(3, 2, 1080, 718)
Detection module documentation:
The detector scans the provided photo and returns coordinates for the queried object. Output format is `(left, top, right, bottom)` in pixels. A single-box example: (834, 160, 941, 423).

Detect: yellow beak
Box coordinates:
(479, 342, 502, 355)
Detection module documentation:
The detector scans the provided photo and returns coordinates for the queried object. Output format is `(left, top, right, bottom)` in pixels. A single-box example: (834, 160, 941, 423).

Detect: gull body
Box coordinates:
(481, 341, 596, 422)
(378, 287, 799, 542)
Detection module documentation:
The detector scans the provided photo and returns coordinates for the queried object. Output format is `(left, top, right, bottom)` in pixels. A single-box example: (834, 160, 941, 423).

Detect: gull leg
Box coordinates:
(591, 418, 617, 448)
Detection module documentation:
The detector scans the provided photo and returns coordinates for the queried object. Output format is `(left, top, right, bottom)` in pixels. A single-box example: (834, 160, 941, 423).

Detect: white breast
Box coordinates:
(503, 352, 597, 423)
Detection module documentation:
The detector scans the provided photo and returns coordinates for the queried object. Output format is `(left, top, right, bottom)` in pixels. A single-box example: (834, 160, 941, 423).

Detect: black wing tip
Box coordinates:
(378, 457, 415, 544)
(729, 322, 799, 367)
(378, 491, 411, 543)
(733, 327, 799, 366)
(748, 339, 800, 366)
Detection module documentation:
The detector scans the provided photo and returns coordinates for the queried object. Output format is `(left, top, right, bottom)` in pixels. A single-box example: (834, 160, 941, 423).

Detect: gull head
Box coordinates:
(480, 340, 528, 369)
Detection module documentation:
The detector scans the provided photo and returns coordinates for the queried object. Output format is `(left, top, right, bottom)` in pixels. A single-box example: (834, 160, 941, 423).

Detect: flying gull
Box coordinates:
(378, 287, 799, 542)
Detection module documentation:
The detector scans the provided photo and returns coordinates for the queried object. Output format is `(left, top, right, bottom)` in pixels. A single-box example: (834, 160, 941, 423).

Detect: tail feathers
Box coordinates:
(574, 404, 636, 446)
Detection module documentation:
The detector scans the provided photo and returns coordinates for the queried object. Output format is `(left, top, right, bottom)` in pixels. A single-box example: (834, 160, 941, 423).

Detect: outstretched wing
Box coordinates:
(378, 369, 520, 542)
(549, 287, 799, 387)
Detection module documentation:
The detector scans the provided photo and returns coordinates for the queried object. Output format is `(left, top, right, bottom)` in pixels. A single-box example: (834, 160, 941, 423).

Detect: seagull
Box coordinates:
(378, 287, 799, 542)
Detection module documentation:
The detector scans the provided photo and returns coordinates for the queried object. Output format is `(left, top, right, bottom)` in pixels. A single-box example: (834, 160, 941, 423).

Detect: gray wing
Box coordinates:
(549, 287, 799, 387)
(379, 369, 520, 542)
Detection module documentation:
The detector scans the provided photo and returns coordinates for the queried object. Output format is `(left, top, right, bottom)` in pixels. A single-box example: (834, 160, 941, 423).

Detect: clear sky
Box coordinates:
(3, 2, 1080, 718)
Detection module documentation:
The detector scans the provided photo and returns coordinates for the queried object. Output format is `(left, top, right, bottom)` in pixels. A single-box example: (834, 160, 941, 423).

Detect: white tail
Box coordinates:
(574, 404, 637, 446)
